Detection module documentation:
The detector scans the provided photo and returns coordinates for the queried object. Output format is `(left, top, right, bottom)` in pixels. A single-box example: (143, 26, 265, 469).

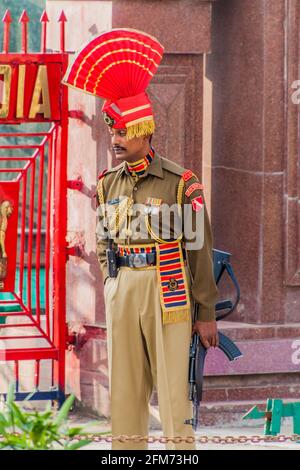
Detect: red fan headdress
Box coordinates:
(63, 28, 164, 139)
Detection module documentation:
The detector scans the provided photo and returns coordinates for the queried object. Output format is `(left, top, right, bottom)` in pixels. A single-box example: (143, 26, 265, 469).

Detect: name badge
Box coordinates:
(108, 198, 120, 205)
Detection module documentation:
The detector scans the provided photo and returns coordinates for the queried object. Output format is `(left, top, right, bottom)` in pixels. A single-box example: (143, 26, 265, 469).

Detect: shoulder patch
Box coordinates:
(182, 170, 194, 181)
(183, 170, 205, 202)
(191, 195, 204, 212)
(182, 169, 202, 183)
(185, 182, 204, 197)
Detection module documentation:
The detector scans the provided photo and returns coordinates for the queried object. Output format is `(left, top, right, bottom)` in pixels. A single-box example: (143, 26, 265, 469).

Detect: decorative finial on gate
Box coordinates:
(58, 10, 67, 53)
(2, 10, 12, 54)
(40, 10, 49, 53)
(19, 10, 30, 54)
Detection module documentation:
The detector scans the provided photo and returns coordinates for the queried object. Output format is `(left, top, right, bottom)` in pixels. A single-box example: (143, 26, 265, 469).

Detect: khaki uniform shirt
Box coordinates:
(96, 153, 218, 321)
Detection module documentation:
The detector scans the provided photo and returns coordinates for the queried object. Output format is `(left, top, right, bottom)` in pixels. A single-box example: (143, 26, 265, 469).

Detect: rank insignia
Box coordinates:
(185, 182, 204, 197)
(182, 170, 194, 182)
(191, 195, 204, 212)
(102, 112, 115, 127)
(168, 278, 178, 291)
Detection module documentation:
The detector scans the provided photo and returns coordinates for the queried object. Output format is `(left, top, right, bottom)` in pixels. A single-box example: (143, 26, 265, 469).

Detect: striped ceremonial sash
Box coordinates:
(156, 241, 191, 324)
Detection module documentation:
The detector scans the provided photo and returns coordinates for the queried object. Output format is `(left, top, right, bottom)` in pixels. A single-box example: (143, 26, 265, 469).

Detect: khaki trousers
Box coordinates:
(104, 266, 195, 450)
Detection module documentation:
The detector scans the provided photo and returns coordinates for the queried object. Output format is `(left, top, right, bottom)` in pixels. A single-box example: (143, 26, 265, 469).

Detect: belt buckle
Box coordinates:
(128, 253, 147, 268)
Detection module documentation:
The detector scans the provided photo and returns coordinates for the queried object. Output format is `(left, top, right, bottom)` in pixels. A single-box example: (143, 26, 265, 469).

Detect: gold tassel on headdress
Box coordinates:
(126, 119, 155, 140)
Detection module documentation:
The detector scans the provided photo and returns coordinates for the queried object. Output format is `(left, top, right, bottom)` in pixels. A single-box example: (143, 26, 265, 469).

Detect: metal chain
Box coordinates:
(74, 433, 300, 444)
(3, 432, 299, 445)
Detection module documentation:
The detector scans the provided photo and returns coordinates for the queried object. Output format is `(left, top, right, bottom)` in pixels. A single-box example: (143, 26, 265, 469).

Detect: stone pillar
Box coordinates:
(207, 0, 300, 325)
(197, 0, 300, 424)
(47, 0, 215, 414)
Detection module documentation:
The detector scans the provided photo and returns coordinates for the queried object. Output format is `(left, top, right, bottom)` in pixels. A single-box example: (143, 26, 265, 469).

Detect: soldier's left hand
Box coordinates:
(192, 320, 219, 349)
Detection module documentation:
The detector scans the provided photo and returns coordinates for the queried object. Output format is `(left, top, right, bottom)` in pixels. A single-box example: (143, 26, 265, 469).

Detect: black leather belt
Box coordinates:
(117, 252, 156, 268)
(117, 247, 186, 269)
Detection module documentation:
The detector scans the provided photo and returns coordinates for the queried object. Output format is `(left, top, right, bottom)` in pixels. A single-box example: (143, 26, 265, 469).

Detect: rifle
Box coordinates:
(106, 238, 118, 278)
(185, 249, 243, 431)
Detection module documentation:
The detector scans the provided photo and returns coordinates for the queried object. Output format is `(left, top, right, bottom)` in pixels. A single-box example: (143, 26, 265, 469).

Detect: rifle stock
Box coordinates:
(185, 249, 242, 431)
(185, 331, 242, 430)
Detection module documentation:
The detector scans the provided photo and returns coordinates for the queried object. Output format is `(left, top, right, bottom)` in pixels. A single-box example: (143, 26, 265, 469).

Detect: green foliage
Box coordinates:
(0, 385, 91, 450)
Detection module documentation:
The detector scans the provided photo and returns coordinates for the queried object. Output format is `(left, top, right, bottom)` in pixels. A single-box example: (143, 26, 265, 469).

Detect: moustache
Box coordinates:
(113, 146, 126, 151)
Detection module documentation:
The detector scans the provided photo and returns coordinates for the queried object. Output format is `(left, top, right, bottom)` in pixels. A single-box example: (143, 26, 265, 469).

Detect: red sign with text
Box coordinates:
(0, 59, 62, 123)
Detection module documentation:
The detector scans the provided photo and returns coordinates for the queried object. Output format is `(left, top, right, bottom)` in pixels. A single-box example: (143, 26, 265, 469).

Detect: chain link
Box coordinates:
(76, 433, 300, 444)
(3, 431, 300, 445)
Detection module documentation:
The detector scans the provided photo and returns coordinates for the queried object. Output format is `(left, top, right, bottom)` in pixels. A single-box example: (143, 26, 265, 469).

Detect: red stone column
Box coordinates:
(208, 0, 300, 325)
(198, 0, 300, 423)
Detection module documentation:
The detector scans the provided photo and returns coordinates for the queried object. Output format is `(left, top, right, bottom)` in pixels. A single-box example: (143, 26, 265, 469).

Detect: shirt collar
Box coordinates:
(116, 151, 164, 179)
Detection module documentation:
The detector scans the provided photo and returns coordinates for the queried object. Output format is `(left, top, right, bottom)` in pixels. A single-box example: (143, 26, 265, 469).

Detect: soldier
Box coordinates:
(63, 28, 219, 451)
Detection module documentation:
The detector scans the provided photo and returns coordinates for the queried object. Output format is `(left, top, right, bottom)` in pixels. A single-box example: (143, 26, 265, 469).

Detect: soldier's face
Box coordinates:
(108, 127, 149, 162)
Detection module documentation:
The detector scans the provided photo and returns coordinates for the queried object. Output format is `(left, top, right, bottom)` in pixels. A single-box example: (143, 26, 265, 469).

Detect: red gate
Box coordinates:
(0, 10, 68, 405)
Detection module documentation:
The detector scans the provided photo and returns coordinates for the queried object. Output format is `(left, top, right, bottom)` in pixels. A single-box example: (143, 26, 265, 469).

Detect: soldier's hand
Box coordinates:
(192, 320, 219, 349)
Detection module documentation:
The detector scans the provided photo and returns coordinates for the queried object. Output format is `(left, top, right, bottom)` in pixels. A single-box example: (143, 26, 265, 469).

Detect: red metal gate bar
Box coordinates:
(0, 168, 23, 172)
(35, 145, 45, 326)
(2, 349, 59, 361)
(1, 336, 44, 340)
(0, 157, 36, 160)
(0, 133, 53, 137)
(2, 10, 12, 54)
(28, 154, 35, 313)
(19, 167, 27, 298)
(40, 11, 49, 54)
(0, 145, 44, 149)
(45, 128, 55, 338)
(14, 361, 19, 392)
(19, 10, 29, 54)
(0, 323, 37, 328)
(34, 359, 40, 389)
(53, 68, 69, 403)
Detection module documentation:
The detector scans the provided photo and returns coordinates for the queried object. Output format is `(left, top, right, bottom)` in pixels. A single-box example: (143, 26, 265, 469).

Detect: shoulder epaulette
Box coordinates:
(161, 157, 185, 176)
(98, 169, 107, 180)
(98, 162, 124, 180)
(107, 161, 124, 173)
